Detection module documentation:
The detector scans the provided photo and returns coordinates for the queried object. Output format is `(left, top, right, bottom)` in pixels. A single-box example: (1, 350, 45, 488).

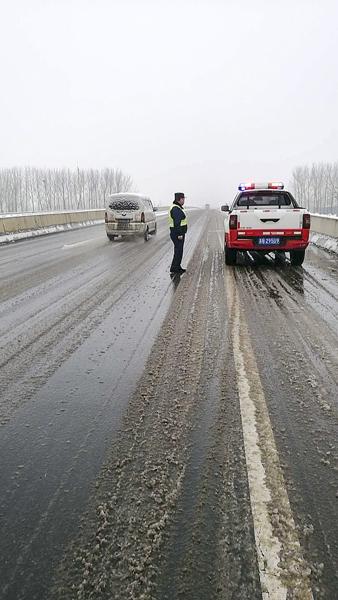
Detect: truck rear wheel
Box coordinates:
(290, 249, 305, 266)
(225, 247, 237, 265)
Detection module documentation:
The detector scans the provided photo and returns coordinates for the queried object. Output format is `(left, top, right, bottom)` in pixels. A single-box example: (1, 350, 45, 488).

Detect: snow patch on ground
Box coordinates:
(311, 212, 338, 219)
(311, 232, 338, 255)
(0, 220, 104, 245)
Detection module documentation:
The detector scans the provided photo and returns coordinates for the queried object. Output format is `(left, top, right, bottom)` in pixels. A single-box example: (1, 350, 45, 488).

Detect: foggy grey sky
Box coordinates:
(1, 0, 338, 206)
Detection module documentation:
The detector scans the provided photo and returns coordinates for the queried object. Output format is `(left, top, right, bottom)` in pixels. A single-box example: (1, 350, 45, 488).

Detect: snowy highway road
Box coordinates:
(0, 210, 338, 600)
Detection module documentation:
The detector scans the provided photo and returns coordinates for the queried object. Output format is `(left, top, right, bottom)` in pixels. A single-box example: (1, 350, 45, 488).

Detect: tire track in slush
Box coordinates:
(225, 269, 313, 599)
(0, 222, 181, 424)
(0, 212, 207, 600)
(50, 222, 212, 600)
(156, 237, 261, 600)
(232, 263, 338, 597)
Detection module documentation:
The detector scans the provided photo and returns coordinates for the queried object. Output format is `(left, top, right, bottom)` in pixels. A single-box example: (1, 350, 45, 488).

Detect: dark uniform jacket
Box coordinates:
(170, 201, 188, 236)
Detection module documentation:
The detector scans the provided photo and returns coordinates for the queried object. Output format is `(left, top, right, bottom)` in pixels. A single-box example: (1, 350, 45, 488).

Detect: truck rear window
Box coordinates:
(236, 192, 294, 207)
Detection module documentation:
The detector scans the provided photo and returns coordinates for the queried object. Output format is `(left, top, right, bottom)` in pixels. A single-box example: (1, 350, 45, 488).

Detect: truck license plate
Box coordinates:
(258, 237, 280, 246)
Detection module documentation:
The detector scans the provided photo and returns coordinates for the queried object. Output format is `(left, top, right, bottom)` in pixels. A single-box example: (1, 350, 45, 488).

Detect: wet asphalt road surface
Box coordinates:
(1, 210, 338, 600)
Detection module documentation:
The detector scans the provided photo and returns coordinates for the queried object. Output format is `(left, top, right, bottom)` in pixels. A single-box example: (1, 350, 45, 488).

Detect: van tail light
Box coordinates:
(302, 213, 310, 229)
(141, 212, 145, 223)
(229, 214, 238, 229)
(104, 211, 108, 223)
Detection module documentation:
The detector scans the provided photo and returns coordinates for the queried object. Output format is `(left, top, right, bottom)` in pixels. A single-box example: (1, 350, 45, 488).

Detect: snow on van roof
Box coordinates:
(108, 192, 149, 199)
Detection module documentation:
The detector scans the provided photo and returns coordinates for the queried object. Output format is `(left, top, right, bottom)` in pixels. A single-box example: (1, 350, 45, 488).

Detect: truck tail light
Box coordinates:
(302, 214, 310, 229)
(229, 214, 238, 229)
(104, 212, 108, 223)
(141, 212, 145, 223)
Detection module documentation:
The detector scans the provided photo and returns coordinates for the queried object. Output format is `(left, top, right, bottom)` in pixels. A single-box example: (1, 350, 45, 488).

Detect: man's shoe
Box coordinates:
(178, 268, 186, 273)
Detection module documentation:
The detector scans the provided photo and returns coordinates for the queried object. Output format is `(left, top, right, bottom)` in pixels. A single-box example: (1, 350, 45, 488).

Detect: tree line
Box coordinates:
(291, 162, 338, 215)
(0, 167, 133, 214)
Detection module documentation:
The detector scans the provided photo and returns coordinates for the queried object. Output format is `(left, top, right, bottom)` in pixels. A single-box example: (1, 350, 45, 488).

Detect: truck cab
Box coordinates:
(221, 182, 310, 265)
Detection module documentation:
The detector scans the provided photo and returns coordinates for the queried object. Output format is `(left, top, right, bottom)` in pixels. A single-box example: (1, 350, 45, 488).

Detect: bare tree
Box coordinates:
(291, 162, 338, 215)
(0, 167, 134, 213)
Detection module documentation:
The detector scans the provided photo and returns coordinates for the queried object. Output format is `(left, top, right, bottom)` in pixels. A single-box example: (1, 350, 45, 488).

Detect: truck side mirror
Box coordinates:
(221, 205, 230, 212)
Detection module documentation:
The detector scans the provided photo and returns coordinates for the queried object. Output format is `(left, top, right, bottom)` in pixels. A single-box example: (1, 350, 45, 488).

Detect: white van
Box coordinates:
(105, 193, 157, 241)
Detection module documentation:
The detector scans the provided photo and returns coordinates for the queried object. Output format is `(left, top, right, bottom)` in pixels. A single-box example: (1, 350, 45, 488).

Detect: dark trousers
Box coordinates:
(170, 232, 185, 271)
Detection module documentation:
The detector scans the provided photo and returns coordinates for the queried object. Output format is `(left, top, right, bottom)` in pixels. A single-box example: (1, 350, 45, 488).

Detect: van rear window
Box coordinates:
(109, 199, 140, 211)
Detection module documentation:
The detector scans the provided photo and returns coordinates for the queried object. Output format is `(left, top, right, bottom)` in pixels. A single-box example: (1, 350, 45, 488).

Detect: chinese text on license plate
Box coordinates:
(258, 237, 280, 245)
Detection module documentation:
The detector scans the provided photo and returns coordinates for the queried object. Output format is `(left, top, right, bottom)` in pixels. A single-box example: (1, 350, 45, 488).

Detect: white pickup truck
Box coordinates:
(221, 182, 310, 265)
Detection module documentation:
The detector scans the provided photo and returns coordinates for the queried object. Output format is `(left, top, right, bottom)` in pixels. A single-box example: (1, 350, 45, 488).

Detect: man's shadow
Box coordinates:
(170, 272, 182, 289)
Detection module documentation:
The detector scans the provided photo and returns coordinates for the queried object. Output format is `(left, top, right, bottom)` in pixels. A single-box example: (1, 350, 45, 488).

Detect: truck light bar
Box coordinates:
(268, 182, 284, 189)
(238, 182, 255, 191)
(238, 182, 284, 191)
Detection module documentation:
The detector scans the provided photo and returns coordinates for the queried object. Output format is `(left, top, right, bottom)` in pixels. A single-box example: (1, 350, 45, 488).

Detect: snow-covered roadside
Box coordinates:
(0, 208, 196, 245)
(0, 208, 105, 218)
(311, 212, 338, 219)
(310, 232, 338, 255)
(0, 219, 104, 245)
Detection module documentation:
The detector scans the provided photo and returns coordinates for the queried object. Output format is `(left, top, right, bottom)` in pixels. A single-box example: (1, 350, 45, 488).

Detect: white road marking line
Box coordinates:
(62, 239, 96, 249)
(225, 271, 313, 600)
(207, 230, 224, 250)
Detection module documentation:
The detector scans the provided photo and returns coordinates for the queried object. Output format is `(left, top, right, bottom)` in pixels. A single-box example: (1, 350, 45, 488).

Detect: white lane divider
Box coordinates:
(225, 271, 313, 600)
(62, 239, 97, 249)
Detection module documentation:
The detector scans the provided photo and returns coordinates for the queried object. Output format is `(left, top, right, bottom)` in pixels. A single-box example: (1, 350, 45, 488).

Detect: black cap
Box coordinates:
(174, 192, 185, 201)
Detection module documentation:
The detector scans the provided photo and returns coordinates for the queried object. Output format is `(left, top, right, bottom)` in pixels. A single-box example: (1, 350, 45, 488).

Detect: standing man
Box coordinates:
(169, 192, 187, 274)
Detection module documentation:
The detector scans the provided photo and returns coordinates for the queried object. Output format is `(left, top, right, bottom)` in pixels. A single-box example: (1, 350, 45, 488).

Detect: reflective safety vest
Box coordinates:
(168, 204, 188, 228)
